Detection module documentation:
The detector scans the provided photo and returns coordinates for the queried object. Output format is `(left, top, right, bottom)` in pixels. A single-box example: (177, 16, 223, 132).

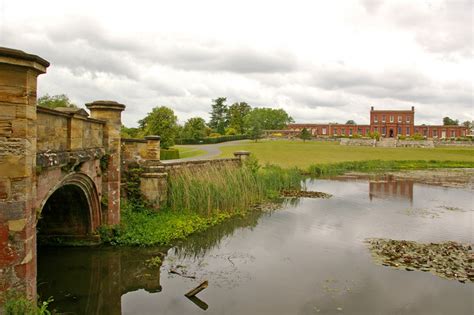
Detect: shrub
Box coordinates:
(225, 127, 238, 135)
(160, 148, 180, 160)
(209, 133, 222, 138)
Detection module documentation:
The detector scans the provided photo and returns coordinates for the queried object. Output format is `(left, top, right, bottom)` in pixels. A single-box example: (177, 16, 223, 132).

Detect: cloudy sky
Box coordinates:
(1, 0, 472, 126)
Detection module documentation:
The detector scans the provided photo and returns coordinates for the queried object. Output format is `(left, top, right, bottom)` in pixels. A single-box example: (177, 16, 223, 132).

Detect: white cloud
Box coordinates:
(0, 0, 472, 127)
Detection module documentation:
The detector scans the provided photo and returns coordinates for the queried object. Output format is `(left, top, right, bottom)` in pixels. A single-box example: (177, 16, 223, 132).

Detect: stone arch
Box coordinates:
(37, 172, 101, 238)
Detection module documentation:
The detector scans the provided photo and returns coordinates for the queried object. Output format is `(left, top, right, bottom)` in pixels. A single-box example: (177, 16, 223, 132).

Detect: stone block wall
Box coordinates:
(339, 138, 376, 146)
(397, 140, 434, 148)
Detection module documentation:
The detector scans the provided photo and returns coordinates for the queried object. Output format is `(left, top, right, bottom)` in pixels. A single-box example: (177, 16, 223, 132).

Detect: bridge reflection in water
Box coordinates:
(369, 179, 414, 203)
(37, 247, 163, 314)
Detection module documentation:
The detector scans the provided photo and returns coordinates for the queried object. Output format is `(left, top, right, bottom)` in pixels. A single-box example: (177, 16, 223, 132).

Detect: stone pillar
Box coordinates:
(145, 135, 161, 161)
(233, 151, 251, 161)
(85, 101, 125, 225)
(0, 47, 49, 300)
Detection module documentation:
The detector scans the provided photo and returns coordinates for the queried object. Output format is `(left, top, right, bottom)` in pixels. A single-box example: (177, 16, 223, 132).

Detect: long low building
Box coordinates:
(288, 107, 469, 139)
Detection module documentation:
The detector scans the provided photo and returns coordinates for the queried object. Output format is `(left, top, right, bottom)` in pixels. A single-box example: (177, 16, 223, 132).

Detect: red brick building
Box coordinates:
(288, 106, 468, 138)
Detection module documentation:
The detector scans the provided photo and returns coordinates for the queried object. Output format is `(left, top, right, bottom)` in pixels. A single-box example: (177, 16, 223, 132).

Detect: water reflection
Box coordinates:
(37, 179, 473, 315)
(369, 180, 414, 202)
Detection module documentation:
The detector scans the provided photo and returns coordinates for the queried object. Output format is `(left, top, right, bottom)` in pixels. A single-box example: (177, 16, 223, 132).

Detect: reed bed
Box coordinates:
(167, 162, 302, 216)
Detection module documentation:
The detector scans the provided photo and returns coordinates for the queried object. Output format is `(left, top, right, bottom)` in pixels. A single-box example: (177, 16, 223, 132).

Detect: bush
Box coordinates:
(225, 127, 238, 135)
(209, 133, 222, 138)
(411, 133, 424, 140)
(160, 148, 180, 160)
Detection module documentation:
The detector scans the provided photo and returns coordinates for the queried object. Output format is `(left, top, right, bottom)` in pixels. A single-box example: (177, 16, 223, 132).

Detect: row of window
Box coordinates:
(373, 115, 411, 123)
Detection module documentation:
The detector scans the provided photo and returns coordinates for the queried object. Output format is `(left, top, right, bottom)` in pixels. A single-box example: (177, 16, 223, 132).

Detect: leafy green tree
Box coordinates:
(244, 108, 293, 132)
(345, 120, 356, 125)
(120, 125, 141, 138)
(300, 128, 311, 142)
(138, 106, 178, 148)
(462, 120, 473, 129)
(183, 117, 208, 140)
(443, 117, 459, 125)
(209, 97, 228, 134)
(243, 110, 264, 142)
(38, 94, 77, 109)
(225, 127, 238, 135)
(227, 102, 251, 134)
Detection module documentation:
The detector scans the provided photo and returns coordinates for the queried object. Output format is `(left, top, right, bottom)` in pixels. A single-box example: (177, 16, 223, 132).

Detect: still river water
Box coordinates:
(38, 178, 473, 315)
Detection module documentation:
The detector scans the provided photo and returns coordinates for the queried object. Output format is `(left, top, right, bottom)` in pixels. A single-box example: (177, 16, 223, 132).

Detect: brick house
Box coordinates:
(288, 107, 468, 139)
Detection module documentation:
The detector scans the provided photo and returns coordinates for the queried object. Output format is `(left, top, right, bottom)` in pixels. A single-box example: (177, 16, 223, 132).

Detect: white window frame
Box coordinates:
(398, 116, 402, 123)
(390, 115, 394, 123)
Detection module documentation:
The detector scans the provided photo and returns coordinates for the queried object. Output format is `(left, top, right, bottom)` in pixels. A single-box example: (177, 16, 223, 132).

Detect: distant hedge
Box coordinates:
(160, 148, 180, 160)
(175, 134, 248, 145)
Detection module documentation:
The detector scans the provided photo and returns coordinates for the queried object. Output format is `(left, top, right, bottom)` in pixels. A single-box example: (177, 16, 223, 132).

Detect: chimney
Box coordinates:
(371, 106, 374, 111)
(411, 106, 415, 111)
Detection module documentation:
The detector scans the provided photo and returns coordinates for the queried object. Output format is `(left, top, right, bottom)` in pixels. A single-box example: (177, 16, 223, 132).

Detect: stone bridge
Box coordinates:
(0, 47, 128, 301)
(0, 47, 247, 305)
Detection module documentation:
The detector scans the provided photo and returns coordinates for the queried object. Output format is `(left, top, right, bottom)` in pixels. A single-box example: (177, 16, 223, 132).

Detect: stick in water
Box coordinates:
(185, 281, 208, 298)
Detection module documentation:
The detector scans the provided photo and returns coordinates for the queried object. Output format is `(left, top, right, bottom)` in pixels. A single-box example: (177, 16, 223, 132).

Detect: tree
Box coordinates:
(209, 97, 228, 134)
(244, 108, 294, 131)
(443, 117, 459, 126)
(243, 110, 264, 142)
(138, 106, 178, 148)
(300, 128, 311, 142)
(345, 120, 356, 125)
(120, 125, 141, 139)
(38, 94, 77, 109)
(227, 102, 251, 134)
(462, 120, 473, 129)
(183, 117, 208, 140)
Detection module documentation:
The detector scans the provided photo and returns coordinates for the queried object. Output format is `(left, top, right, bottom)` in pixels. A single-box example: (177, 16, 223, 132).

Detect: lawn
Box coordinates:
(175, 146, 207, 159)
(218, 140, 474, 169)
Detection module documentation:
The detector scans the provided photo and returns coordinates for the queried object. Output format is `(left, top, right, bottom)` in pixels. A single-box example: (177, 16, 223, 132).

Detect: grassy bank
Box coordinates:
(218, 140, 474, 168)
(307, 160, 474, 177)
(101, 160, 301, 246)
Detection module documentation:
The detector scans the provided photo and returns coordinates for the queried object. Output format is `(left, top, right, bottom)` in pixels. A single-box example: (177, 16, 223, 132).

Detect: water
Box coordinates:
(38, 178, 474, 315)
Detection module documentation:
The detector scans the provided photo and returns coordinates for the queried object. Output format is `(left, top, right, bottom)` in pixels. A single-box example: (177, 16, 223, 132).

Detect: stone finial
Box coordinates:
(0, 46, 49, 73)
(234, 151, 251, 160)
(85, 100, 126, 112)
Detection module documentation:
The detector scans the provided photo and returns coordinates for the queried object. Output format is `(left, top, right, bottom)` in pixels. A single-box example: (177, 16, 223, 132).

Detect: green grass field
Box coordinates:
(175, 146, 207, 159)
(218, 140, 474, 168)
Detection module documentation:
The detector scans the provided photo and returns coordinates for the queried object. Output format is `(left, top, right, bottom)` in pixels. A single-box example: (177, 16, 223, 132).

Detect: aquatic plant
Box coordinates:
(167, 161, 302, 216)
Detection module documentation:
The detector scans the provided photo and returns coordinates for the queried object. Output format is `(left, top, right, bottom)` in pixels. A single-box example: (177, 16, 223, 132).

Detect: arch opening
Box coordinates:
(37, 184, 92, 238)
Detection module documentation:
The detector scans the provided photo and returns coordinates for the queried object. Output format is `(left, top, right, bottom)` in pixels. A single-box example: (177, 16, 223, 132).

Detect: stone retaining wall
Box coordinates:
(340, 138, 376, 146)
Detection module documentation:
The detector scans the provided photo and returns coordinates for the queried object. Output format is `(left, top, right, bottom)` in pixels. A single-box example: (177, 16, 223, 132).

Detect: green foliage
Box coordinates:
(183, 117, 208, 140)
(244, 108, 294, 132)
(443, 117, 459, 126)
(225, 127, 238, 135)
(368, 132, 380, 140)
(138, 106, 178, 148)
(145, 256, 162, 268)
(123, 166, 144, 202)
(37, 94, 76, 109)
(121, 125, 141, 139)
(160, 148, 180, 160)
(307, 160, 474, 177)
(227, 102, 251, 134)
(102, 202, 234, 246)
(300, 128, 312, 142)
(167, 162, 301, 216)
(2, 291, 53, 315)
(412, 133, 425, 140)
(209, 97, 228, 134)
(345, 120, 356, 125)
(209, 132, 222, 138)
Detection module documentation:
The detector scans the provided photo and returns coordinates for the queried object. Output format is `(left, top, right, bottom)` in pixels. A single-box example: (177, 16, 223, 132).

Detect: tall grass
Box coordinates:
(167, 160, 301, 216)
(307, 160, 474, 177)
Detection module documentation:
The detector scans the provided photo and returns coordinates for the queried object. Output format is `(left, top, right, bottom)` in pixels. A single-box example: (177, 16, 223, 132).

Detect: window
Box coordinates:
(398, 126, 402, 135)
(382, 127, 386, 135)
(374, 115, 378, 123)
(423, 129, 427, 136)
(433, 130, 437, 137)
(451, 130, 456, 137)
(334, 129, 338, 136)
(322, 127, 327, 135)
(398, 116, 402, 123)
(374, 127, 378, 133)
(358, 128, 362, 135)
(382, 115, 386, 123)
(341, 129, 345, 135)
(406, 116, 411, 123)
(390, 115, 394, 123)
(349, 128, 353, 136)
(406, 127, 410, 136)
